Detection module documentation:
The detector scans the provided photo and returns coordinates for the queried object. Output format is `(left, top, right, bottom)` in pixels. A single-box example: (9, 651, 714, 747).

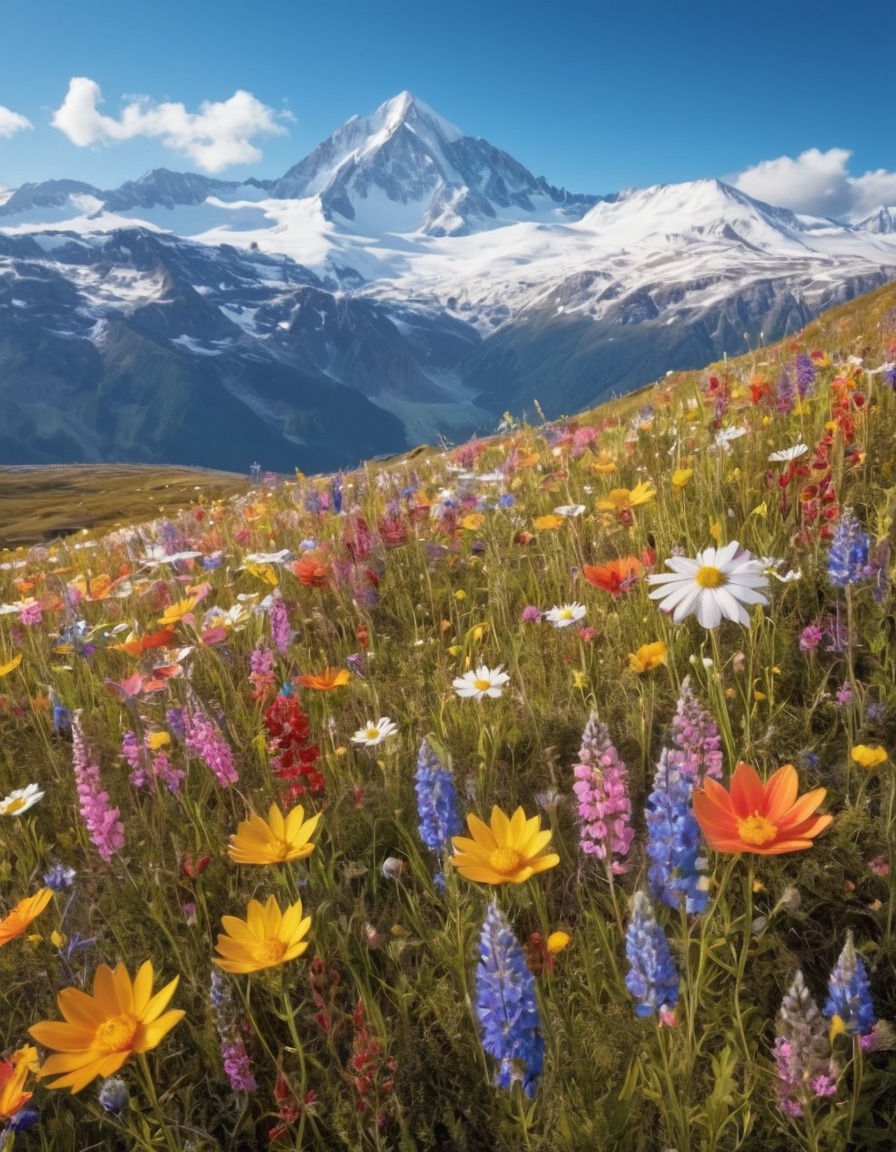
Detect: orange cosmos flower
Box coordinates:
(0, 889, 52, 947)
(294, 667, 350, 691)
(582, 556, 644, 596)
(693, 762, 832, 855)
(292, 557, 330, 588)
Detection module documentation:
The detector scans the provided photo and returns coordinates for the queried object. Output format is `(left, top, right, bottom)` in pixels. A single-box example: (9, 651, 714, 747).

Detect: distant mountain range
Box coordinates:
(2, 91, 895, 470)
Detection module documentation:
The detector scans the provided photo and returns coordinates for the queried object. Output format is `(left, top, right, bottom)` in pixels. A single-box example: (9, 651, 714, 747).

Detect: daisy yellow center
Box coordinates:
(558, 609, 573, 619)
(489, 846, 524, 875)
(254, 938, 287, 965)
(5, 798, 26, 813)
(474, 678, 493, 691)
(737, 814, 778, 846)
(695, 565, 727, 589)
(94, 1013, 140, 1053)
(366, 727, 380, 740)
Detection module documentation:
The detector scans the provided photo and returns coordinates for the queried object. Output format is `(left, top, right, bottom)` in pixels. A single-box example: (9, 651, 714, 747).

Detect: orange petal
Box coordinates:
(728, 762, 765, 819)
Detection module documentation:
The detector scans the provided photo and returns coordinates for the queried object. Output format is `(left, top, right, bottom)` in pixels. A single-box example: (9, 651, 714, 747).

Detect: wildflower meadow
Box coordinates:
(1, 283, 896, 1151)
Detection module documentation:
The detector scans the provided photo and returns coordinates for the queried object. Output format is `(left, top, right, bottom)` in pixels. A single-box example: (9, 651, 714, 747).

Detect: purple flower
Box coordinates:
(221, 1040, 258, 1093)
(521, 605, 542, 623)
(571, 712, 634, 873)
(799, 624, 823, 652)
(774, 970, 839, 1117)
(269, 594, 294, 655)
(184, 709, 239, 788)
(72, 712, 125, 862)
(669, 676, 723, 782)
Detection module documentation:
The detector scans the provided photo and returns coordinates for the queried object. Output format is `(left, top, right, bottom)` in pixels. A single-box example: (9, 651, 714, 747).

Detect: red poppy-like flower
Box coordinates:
(292, 557, 330, 588)
(582, 556, 644, 596)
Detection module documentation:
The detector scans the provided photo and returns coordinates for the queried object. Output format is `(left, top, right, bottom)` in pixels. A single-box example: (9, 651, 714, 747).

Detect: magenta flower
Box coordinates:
(72, 712, 125, 861)
(571, 712, 634, 874)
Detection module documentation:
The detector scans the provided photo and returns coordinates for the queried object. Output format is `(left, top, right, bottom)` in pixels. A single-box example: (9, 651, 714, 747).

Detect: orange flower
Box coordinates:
(0, 1056, 31, 1119)
(292, 557, 330, 588)
(294, 667, 350, 691)
(693, 762, 832, 855)
(582, 556, 644, 596)
(0, 889, 53, 947)
(628, 641, 667, 673)
(533, 514, 563, 531)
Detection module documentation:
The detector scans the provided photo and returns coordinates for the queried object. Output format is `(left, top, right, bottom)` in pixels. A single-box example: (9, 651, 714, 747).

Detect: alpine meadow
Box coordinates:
(1, 277, 895, 1151)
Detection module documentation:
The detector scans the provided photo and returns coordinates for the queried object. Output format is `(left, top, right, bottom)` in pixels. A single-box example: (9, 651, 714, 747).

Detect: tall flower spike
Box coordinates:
(645, 749, 709, 914)
(184, 708, 239, 789)
(774, 970, 839, 1117)
(72, 712, 125, 862)
(476, 902, 544, 1097)
(669, 676, 723, 783)
(624, 890, 679, 1021)
(571, 712, 634, 873)
(823, 931, 876, 1037)
(414, 739, 463, 859)
(827, 508, 871, 589)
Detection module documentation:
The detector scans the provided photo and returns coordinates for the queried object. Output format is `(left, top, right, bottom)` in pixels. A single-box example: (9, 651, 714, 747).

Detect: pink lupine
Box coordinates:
(571, 712, 634, 874)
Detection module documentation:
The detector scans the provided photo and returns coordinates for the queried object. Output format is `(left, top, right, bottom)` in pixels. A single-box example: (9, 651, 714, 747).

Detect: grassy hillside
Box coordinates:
(0, 280, 894, 1151)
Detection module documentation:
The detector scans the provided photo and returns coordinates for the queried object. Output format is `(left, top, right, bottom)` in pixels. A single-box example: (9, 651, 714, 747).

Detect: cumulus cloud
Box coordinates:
(733, 147, 896, 222)
(51, 77, 292, 173)
(0, 105, 33, 138)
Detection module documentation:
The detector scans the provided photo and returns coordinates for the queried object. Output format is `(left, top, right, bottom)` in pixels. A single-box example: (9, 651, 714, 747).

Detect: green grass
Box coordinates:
(0, 280, 895, 1152)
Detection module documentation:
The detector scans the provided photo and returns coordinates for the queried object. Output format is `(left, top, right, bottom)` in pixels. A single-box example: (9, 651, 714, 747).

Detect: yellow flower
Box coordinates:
(0, 889, 52, 948)
(0, 653, 23, 678)
(449, 805, 560, 885)
(146, 731, 171, 751)
(533, 514, 564, 531)
(628, 641, 668, 673)
(595, 480, 656, 511)
(213, 894, 312, 974)
(851, 745, 888, 770)
(28, 961, 184, 1093)
(672, 468, 693, 491)
(547, 931, 571, 954)
(590, 452, 617, 474)
(461, 513, 485, 531)
(157, 595, 199, 627)
(227, 804, 320, 865)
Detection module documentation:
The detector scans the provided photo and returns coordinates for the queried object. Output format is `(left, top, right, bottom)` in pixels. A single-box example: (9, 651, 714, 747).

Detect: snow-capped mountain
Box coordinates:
(1, 92, 895, 470)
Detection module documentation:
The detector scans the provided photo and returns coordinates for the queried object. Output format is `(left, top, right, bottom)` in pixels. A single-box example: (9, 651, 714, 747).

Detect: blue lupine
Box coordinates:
(827, 508, 871, 588)
(625, 890, 680, 1019)
(414, 738, 463, 857)
(823, 931, 876, 1036)
(645, 749, 710, 914)
(476, 902, 544, 1097)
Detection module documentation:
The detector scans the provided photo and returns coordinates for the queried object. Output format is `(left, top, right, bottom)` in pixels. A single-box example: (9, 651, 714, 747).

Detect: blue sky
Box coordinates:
(1, 0, 894, 217)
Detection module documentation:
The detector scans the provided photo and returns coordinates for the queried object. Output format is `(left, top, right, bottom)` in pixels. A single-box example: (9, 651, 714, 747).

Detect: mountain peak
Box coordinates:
(371, 91, 463, 143)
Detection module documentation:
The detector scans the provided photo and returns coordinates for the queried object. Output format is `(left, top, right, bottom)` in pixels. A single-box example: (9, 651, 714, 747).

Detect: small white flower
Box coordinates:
(554, 504, 586, 518)
(768, 444, 808, 463)
(140, 547, 203, 566)
(352, 717, 399, 748)
(452, 664, 511, 700)
(544, 603, 587, 629)
(243, 549, 294, 565)
(0, 783, 45, 816)
(712, 426, 748, 452)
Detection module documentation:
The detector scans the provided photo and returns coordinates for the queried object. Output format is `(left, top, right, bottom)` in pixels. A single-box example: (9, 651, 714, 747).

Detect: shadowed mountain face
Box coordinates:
(2, 93, 895, 469)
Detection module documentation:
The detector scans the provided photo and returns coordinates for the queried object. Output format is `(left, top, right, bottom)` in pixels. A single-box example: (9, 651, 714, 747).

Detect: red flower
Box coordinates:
(582, 556, 644, 596)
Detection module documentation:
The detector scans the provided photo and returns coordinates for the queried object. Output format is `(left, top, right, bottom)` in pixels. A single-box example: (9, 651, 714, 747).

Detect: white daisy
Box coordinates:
(768, 444, 808, 463)
(647, 542, 769, 629)
(352, 717, 399, 748)
(712, 426, 748, 452)
(452, 664, 511, 700)
(544, 603, 587, 629)
(554, 504, 586, 518)
(0, 783, 45, 817)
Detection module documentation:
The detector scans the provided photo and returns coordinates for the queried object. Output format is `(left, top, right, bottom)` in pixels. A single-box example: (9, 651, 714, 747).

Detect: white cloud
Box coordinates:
(51, 77, 292, 173)
(733, 147, 896, 222)
(0, 105, 33, 138)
